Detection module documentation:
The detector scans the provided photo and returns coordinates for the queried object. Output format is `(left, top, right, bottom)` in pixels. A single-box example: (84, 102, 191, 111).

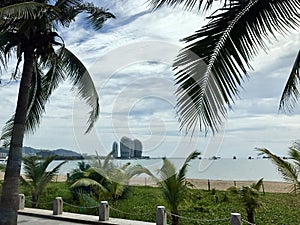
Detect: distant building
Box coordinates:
(120, 136, 133, 158)
(112, 141, 118, 158)
(133, 139, 142, 158)
(118, 137, 143, 159)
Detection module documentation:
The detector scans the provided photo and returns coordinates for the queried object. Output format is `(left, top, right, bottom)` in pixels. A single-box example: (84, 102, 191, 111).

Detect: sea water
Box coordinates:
(41, 158, 284, 182)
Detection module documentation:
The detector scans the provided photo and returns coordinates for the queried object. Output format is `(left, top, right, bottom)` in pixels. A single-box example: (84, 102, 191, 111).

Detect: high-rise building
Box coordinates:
(133, 139, 142, 158)
(120, 136, 133, 158)
(112, 141, 118, 158)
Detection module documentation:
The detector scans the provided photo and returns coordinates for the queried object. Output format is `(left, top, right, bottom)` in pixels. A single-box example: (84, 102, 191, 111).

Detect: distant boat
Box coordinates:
(209, 156, 221, 160)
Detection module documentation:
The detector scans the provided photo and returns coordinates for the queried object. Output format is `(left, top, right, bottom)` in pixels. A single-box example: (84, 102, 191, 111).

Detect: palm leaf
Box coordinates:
(251, 178, 264, 192)
(279, 50, 300, 112)
(71, 177, 109, 194)
(158, 158, 176, 181)
(257, 148, 299, 193)
(61, 48, 99, 133)
(80, 2, 115, 30)
(288, 141, 300, 169)
(149, 0, 217, 11)
(0, 2, 50, 30)
(125, 164, 154, 179)
(178, 151, 200, 182)
(161, 0, 300, 134)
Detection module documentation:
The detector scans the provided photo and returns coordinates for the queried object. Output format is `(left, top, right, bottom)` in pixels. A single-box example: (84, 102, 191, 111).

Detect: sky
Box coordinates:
(0, 1, 299, 159)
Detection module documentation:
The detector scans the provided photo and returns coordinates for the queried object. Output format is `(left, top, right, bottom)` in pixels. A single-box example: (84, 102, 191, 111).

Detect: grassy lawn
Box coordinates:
(14, 182, 300, 225)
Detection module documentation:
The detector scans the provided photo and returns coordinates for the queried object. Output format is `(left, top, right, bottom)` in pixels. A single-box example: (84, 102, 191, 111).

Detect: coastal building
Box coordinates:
(120, 136, 133, 159)
(119, 137, 143, 159)
(133, 139, 142, 158)
(112, 141, 118, 158)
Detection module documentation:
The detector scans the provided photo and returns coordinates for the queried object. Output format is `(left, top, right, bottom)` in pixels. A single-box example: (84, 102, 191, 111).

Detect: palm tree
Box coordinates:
(67, 160, 91, 184)
(229, 178, 264, 224)
(20, 155, 66, 208)
(0, 1, 114, 223)
(71, 151, 154, 202)
(149, 0, 300, 134)
(257, 141, 300, 193)
(157, 151, 200, 225)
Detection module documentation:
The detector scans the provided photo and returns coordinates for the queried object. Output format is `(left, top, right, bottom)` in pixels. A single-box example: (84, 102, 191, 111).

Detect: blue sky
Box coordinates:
(0, 1, 300, 158)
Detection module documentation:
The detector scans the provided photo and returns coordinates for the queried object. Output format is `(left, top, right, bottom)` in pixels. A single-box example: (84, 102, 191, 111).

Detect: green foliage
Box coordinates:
(16, 181, 300, 225)
(157, 151, 200, 225)
(0, 163, 5, 172)
(257, 142, 300, 194)
(20, 155, 66, 207)
(149, 0, 300, 134)
(70, 152, 154, 203)
(228, 179, 264, 224)
(0, 0, 115, 146)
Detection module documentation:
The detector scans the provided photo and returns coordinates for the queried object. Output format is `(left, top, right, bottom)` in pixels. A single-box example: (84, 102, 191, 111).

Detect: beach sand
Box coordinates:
(128, 177, 292, 193)
(0, 172, 291, 193)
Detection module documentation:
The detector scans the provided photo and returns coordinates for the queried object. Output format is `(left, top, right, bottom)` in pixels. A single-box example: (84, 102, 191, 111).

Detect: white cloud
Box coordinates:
(1, 1, 300, 159)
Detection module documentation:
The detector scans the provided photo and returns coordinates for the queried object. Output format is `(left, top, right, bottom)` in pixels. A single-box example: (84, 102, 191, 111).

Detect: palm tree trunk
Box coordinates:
(32, 193, 38, 208)
(0, 45, 34, 225)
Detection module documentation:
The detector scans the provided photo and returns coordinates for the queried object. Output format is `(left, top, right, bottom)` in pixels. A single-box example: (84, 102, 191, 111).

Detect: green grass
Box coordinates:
(15, 183, 300, 225)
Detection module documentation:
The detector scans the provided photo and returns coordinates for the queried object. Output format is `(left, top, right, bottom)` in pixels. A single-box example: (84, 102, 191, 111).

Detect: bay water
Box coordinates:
(38, 158, 284, 182)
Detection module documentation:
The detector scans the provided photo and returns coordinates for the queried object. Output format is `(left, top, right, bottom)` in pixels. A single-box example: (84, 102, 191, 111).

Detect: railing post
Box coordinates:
(230, 213, 242, 225)
(53, 197, 63, 215)
(156, 206, 167, 225)
(99, 201, 109, 221)
(18, 194, 25, 210)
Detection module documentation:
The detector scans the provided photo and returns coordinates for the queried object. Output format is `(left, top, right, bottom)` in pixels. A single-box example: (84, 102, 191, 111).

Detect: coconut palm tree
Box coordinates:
(149, 0, 300, 134)
(71, 151, 154, 202)
(157, 151, 200, 225)
(0, 1, 114, 223)
(229, 178, 264, 224)
(257, 141, 300, 194)
(20, 155, 66, 208)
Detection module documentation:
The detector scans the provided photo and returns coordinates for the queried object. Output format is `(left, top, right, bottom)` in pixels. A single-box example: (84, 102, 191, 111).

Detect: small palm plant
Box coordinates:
(67, 160, 91, 184)
(157, 151, 200, 225)
(20, 155, 66, 208)
(71, 151, 153, 202)
(257, 141, 300, 194)
(229, 178, 264, 224)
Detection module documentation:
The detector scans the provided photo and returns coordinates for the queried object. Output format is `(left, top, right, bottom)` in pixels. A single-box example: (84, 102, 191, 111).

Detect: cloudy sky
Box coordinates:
(0, 1, 299, 158)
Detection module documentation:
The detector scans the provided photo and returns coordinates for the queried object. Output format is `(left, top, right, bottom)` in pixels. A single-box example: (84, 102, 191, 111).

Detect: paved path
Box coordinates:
(18, 208, 156, 225)
(18, 214, 85, 225)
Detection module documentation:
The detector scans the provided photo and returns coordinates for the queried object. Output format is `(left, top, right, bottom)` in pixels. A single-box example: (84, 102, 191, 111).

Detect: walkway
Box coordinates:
(18, 208, 156, 225)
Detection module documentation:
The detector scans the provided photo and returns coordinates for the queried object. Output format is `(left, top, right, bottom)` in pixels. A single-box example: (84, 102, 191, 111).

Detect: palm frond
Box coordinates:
(126, 164, 154, 179)
(61, 48, 99, 133)
(1, 60, 48, 145)
(148, 0, 219, 11)
(80, 2, 115, 30)
(251, 178, 264, 192)
(257, 148, 299, 193)
(102, 151, 114, 169)
(0, 117, 14, 147)
(178, 151, 200, 182)
(0, 2, 48, 27)
(71, 177, 108, 194)
(158, 158, 176, 181)
(279, 50, 300, 112)
(173, 0, 300, 134)
(288, 141, 300, 169)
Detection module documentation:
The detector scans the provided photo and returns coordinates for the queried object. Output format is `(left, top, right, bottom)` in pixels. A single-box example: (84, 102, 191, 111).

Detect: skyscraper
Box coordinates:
(112, 141, 118, 158)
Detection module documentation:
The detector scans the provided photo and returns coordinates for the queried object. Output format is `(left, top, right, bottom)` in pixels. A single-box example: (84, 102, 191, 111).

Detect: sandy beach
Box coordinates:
(128, 177, 292, 193)
(0, 172, 291, 193)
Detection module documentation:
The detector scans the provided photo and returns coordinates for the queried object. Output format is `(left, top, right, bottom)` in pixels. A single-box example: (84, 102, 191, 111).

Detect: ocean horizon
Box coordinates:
(37, 157, 285, 182)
